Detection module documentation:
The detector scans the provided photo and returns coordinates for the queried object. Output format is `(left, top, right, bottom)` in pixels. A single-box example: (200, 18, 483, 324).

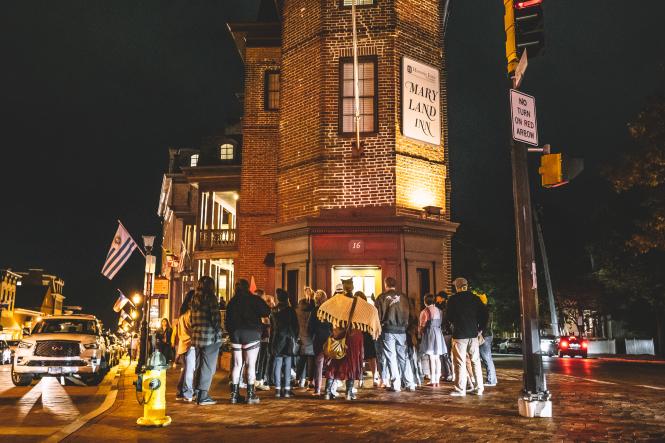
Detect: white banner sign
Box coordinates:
(402, 56, 441, 145)
(510, 89, 538, 146)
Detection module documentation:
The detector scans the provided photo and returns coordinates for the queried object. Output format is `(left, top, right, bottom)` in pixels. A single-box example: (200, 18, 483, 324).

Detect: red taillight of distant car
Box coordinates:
(582, 341, 588, 349)
(560, 340, 568, 348)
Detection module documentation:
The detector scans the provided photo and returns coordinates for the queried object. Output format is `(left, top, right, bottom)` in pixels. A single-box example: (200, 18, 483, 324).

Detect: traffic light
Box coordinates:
(538, 153, 584, 188)
(514, 0, 544, 58)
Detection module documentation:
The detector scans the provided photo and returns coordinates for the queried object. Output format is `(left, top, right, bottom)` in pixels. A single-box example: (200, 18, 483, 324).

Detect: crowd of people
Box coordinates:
(169, 274, 496, 406)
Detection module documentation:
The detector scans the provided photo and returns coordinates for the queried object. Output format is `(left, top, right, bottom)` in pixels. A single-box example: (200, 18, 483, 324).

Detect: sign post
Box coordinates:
(510, 89, 538, 146)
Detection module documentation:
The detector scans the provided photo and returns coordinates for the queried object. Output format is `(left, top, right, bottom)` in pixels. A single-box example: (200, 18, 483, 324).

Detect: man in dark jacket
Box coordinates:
(375, 276, 415, 392)
(445, 277, 488, 397)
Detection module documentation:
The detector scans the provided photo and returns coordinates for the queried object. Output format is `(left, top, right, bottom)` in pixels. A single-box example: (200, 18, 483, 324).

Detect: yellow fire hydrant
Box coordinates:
(136, 351, 171, 427)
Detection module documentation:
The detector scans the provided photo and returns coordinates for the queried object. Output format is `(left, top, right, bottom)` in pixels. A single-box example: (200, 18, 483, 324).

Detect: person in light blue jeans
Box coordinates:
(479, 334, 497, 385)
(178, 347, 197, 399)
(382, 332, 415, 391)
(174, 290, 196, 401)
(375, 277, 415, 392)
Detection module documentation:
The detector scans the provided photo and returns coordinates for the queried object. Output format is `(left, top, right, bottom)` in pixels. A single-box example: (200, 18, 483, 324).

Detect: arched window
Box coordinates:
(219, 143, 234, 160)
(190, 154, 199, 167)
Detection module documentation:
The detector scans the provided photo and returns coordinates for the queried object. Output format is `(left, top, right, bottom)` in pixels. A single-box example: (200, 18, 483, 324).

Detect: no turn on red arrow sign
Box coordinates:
(510, 89, 539, 146)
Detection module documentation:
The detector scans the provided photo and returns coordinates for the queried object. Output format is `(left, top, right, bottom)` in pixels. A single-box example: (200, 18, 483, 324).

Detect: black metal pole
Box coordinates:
(509, 137, 547, 398)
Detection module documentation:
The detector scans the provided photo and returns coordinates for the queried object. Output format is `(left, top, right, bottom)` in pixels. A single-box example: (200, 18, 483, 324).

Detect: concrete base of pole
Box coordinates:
(518, 397, 552, 418)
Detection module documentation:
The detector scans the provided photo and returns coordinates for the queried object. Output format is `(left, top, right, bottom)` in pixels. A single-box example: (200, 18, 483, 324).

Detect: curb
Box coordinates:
(44, 360, 131, 443)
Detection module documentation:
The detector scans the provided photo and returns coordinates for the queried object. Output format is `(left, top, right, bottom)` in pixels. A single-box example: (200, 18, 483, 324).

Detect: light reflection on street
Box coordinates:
(40, 377, 80, 420)
(16, 380, 42, 423)
(16, 377, 80, 423)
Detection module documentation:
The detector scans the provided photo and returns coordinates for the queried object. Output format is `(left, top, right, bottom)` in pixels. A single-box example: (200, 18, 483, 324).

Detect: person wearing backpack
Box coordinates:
(270, 288, 300, 398)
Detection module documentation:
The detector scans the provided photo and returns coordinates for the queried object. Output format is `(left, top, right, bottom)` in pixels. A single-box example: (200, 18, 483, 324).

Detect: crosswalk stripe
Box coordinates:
(0, 426, 61, 436)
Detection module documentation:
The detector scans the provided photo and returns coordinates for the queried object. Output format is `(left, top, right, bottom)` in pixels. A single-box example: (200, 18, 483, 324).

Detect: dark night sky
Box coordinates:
(1, 1, 664, 329)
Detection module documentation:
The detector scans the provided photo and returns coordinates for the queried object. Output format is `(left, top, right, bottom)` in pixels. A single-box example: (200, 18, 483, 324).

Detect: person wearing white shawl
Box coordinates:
(317, 279, 381, 400)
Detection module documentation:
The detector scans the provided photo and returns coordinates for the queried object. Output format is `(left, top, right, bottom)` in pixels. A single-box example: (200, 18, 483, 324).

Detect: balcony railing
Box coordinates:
(198, 229, 237, 251)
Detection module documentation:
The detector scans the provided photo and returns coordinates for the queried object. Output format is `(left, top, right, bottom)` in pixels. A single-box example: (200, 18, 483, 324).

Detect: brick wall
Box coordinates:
(279, 0, 449, 222)
(236, 46, 280, 291)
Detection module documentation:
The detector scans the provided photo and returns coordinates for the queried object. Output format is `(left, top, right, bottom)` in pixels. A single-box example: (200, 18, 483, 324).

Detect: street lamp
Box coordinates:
(142, 235, 156, 254)
(132, 292, 142, 306)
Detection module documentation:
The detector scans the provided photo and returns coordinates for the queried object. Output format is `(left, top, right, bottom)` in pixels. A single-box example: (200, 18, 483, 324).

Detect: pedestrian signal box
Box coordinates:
(538, 153, 584, 188)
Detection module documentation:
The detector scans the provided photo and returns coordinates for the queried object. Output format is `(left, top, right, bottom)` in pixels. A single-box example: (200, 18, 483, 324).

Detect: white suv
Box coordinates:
(12, 314, 109, 386)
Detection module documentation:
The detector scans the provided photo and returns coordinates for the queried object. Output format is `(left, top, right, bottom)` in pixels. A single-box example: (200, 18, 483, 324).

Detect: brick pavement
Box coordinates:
(65, 358, 665, 442)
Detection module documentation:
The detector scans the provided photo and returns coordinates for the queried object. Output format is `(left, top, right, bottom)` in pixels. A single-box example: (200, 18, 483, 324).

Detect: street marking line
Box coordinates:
(582, 378, 617, 385)
(43, 360, 131, 443)
(636, 384, 665, 391)
(553, 374, 617, 385)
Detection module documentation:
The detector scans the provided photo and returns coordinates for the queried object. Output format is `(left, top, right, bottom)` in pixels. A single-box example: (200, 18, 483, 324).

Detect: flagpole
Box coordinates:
(117, 219, 146, 258)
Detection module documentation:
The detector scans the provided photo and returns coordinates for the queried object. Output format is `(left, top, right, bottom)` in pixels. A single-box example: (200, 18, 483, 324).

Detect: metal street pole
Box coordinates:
(534, 208, 559, 336)
(137, 236, 156, 373)
(504, 0, 551, 418)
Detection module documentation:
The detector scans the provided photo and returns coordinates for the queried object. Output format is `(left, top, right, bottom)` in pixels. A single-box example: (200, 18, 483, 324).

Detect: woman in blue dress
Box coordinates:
(418, 293, 446, 387)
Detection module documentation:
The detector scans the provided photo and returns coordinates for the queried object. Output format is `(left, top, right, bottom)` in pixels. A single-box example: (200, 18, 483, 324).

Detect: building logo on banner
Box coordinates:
(510, 89, 539, 146)
(402, 56, 441, 146)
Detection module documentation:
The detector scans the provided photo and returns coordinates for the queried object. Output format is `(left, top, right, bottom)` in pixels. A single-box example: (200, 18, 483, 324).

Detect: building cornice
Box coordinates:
(262, 214, 459, 241)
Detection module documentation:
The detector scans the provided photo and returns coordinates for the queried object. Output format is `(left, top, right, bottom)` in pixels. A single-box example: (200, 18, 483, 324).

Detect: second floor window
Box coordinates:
(340, 56, 377, 134)
(342, 0, 374, 6)
(190, 154, 199, 167)
(265, 70, 280, 110)
(219, 143, 234, 160)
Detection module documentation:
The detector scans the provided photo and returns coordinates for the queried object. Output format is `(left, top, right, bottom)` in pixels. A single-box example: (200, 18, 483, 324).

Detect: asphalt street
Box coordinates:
(0, 362, 123, 442)
(496, 354, 665, 391)
(1, 355, 663, 441)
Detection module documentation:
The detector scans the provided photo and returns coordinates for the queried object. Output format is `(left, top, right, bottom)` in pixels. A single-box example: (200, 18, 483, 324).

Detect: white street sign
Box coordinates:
(510, 89, 538, 146)
(514, 48, 528, 89)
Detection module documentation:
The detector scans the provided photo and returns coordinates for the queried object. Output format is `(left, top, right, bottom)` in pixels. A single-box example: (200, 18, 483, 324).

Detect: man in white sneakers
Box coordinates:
(445, 277, 488, 397)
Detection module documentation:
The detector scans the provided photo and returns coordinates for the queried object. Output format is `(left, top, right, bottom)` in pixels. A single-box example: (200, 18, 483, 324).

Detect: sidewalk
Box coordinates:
(64, 356, 665, 442)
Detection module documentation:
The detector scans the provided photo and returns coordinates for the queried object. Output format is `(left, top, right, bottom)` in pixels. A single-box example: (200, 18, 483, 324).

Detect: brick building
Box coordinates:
(159, 0, 457, 318)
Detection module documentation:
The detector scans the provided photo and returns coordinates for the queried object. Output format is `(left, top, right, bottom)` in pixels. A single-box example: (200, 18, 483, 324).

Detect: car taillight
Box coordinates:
(560, 340, 568, 348)
(582, 341, 588, 348)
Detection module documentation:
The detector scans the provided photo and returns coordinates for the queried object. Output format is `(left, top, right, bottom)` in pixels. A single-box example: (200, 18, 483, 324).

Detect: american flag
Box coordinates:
(113, 290, 131, 312)
(102, 222, 138, 280)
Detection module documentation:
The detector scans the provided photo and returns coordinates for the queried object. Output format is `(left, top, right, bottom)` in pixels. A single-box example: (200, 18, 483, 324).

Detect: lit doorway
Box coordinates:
(331, 266, 382, 303)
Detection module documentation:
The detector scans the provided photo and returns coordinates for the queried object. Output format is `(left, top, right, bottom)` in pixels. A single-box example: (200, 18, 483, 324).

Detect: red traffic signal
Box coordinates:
(515, 0, 543, 9)
(514, 0, 545, 58)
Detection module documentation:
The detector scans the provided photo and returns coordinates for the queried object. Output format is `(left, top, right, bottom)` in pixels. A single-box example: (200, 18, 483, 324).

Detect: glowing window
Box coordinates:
(342, 0, 374, 6)
(265, 71, 280, 110)
(340, 57, 377, 134)
(219, 144, 234, 160)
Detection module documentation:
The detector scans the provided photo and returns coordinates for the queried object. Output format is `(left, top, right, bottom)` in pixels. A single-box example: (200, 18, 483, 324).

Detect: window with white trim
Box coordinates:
(342, 0, 374, 6)
(265, 71, 280, 110)
(340, 57, 377, 134)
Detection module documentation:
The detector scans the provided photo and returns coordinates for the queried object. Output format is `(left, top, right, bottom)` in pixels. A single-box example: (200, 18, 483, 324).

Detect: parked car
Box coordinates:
(107, 334, 125, 366)
(540, 334, 557, 356)
(557, 336, 588, 358)
(12, 314, 109, 386)
(0, 340, 11, 364)
(492, 338, 505, 353)
(7, 340, 20, 357)
(499, 337, 523, 354)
